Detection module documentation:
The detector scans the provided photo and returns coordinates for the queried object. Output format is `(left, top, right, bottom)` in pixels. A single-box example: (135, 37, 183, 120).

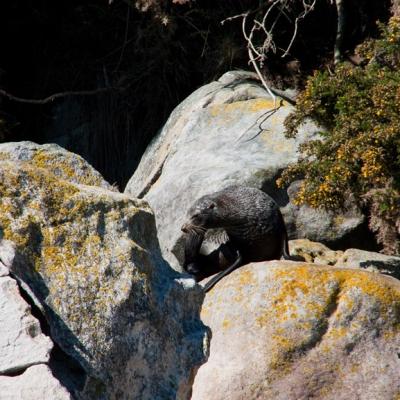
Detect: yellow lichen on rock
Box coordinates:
(195, 261, 400, 400)
(208, 98, 279, 120)
(0, 143, 209, 400)
(263, 264, 400, 367)
(289, 239, 343, 265)
(0, 141, 116, 190)
(0, 156, 154, 355)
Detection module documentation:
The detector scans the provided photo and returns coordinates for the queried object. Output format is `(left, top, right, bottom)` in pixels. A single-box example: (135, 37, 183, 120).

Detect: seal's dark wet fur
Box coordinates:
(181, 185, 290, 291)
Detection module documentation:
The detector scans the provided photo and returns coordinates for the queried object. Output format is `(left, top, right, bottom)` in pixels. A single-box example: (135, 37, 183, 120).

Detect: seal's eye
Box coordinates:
(208, 203, 215, 210)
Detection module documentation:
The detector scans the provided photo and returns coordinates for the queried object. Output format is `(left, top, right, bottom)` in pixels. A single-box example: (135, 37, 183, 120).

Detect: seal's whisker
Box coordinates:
(185, 224, 206, 235)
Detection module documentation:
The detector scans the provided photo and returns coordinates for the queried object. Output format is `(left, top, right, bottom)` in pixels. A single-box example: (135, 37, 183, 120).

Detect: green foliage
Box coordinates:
(278, 17, 400, 254)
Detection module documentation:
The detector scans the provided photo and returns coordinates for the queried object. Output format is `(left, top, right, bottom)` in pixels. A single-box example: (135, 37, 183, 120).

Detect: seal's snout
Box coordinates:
(181, 222, 190, 233)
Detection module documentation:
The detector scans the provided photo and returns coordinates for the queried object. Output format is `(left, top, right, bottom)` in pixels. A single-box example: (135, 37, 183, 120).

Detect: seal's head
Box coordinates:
(181, 195, 219, 234)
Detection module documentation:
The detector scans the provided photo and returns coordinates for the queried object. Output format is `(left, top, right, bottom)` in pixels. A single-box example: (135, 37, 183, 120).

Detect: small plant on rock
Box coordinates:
(278, 17, 400, 254)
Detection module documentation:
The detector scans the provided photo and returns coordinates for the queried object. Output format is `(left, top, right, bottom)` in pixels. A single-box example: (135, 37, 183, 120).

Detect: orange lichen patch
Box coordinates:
(349, 363, 360, 374)
(383, 326, 400, 340)
(238, 269, 255, 286)
(325, 326, 347, 340)
(257, 300, 298, 327)
(340, 272, 400, 308)
(32, 149, 108, 188)
(273, 265, 400, 308)
(42, 246, 78, 275)
(222, 319, 231, 330)
(200, 306, 210, 320)
(0, 158, 151, 342)
(260, 133, 295, 153)
(33, 150, 76, 179)
(271, 332, 293, 350)
(280, 277, 310, 298)
(208, 98, 279, 118)
(256, 264, 400, 375)
(233, 292, 244, 303)
(337, 291, 355, 311)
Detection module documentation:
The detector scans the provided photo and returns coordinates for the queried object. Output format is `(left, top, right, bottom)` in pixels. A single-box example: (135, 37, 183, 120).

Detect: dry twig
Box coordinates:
(0, 87, 117, 105)
(222, 1, 317, 108)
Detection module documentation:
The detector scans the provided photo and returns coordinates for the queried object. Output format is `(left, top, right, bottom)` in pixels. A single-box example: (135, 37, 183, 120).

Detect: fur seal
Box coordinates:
(181, 185, 290, 291)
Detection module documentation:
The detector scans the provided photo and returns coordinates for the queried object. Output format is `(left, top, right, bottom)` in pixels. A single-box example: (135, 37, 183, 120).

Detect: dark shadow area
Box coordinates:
(0, 368, 28, 378)
(0, 1, 392, 188)
(359, 260, 400, 280)
(325, 219, 381, 253)
(261, 171, 290, 208)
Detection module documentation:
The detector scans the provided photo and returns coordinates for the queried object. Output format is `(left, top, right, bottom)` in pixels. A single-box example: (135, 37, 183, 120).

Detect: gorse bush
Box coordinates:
(278, 17, 400, 254)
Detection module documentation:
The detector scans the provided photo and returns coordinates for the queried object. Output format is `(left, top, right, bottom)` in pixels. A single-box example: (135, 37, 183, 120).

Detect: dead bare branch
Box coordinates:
(242, 13, 277, 106)
(222, 1, 319, 108)
(282, 0, 317, 58)
(0, 87, 117, 105)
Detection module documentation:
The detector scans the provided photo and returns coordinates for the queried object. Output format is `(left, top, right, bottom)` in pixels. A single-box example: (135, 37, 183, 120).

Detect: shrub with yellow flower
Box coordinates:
(279, 17, 400, 254)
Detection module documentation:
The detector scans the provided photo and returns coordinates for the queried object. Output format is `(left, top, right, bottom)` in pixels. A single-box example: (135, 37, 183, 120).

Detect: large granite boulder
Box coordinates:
(124, 70, 366, 270)
(0, 141, 116, 191)
(0, 142, 208, 399)
(192, 261, 400, 400)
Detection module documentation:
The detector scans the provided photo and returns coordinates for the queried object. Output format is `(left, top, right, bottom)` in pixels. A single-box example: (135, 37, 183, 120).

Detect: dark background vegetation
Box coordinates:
(0, 0, 392, 188)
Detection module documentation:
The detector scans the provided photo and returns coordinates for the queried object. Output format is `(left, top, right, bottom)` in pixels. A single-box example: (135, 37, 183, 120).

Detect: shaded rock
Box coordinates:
(335, 248, 400, 279)
(0, 146, 208, 399)
(0, 364, 71, 400)
(0, 141, 116, 191)
(0, 276, 53, 374)
(124, 70, 365, 269)
(289, 239, 343, 265)
(284, 180, 374, 250)
(192, 261, 400, 400)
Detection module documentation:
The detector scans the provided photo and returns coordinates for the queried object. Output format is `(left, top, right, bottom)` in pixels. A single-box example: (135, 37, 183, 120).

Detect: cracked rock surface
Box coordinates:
(192, 261, 400, 400)
(0, 273, 70, 399)
(0, 276, 53, 374)
(0, 364, 71, 400)
(0, 142, 209, 399)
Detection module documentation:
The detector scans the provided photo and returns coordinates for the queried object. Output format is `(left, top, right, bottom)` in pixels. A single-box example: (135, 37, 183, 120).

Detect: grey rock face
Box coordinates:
(289, 239, 400, 278)
(0, 270, 69, 400)
(0, 276, 53, 375)
(288, 238, 343, 265)
(192, 261, 400, 400)
(0, 142, 209, 399)
(284, 180, 371, 249)
(0, 364, 72, 400)
(335, 248, 400, 278)
(124, 70, 365, 269)
(0, 141, 116, 191)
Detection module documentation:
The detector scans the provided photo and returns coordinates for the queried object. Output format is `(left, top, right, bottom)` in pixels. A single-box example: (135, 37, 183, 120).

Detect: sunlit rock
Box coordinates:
(0, 143, 208, 399)
(192, 261, 400, 400)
